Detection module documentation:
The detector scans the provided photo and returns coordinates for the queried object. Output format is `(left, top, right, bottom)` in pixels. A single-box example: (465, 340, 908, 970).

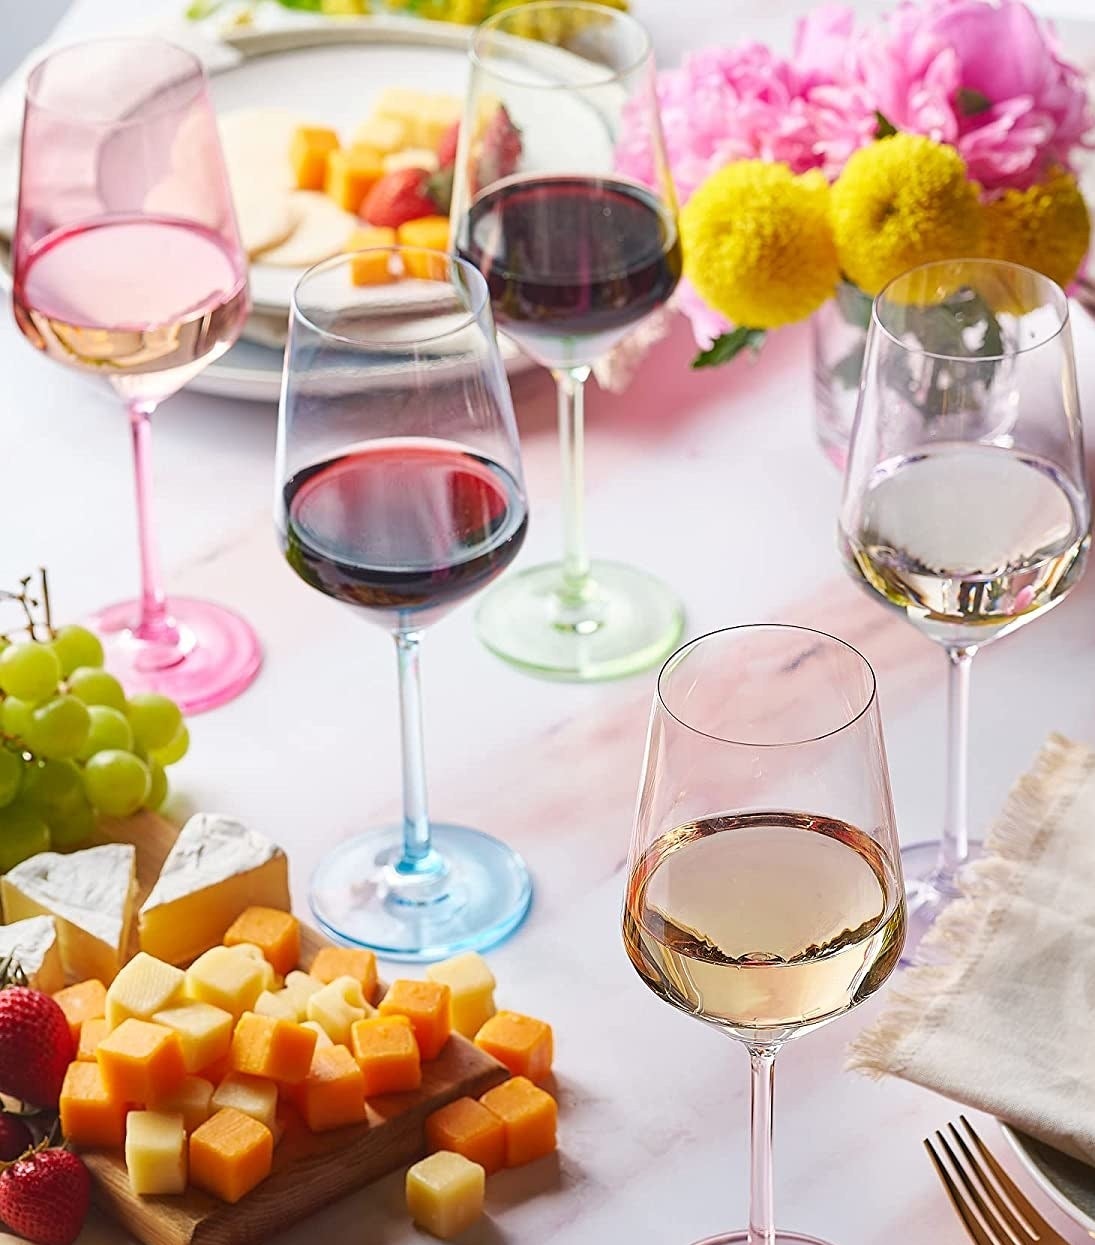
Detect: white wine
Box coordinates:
(623, 811, 905, 1043)
(841, 442, 1089, 646)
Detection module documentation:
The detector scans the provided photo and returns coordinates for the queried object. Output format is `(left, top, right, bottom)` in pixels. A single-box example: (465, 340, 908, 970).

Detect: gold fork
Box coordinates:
(925, 1116, 1071, 1245)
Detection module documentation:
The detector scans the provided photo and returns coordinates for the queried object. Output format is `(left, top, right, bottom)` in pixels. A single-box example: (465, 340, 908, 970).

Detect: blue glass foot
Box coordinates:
(309, 823, 533, 962)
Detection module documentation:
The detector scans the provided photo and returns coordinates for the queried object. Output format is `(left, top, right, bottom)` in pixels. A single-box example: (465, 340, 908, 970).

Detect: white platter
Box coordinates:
(999, 1122, 1095, 1234)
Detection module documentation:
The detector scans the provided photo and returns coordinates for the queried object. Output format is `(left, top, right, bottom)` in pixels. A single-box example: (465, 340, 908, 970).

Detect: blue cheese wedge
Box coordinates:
(1, 844, 137, 985)
(0, 916, 63, 994)
(138, 814, 290, 966)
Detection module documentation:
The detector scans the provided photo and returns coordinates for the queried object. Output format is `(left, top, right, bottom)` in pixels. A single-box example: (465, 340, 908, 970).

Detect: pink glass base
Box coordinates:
(91, 596, 262, 714)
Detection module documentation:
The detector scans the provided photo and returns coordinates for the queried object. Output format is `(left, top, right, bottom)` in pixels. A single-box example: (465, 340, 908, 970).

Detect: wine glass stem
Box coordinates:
(938, 645, 976, 888)
(127, 400, 176, 645)
(553, 365, 592, 602)
(394, 630, 433, 871)
(748, 1046, 777, 1245)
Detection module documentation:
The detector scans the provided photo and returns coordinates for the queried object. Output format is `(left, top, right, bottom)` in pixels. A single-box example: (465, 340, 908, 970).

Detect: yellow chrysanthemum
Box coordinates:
(830, 134, 982, 296)
(680, 162, 840, 330)
(979, 170, 1091, 289)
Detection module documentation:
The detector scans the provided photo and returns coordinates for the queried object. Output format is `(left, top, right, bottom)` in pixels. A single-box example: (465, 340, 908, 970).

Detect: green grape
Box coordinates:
(77, 706, 134, 761)
(0, 801, 50, 871)
(0, 642, 62, 704)
(68, 667, 127, 712)
(27, 695, 91, 760)
(23, 759, 87, 820)
(1, 697, 34, 742)
(126, 694, 183, 751)
(152, 722, 190, 768)
(51, 625, 104, 676)
(47, 799, 96, 850)
(145, 761, 168, 810)
(83, 749, 150, 817)
(0, 749, 24, 808)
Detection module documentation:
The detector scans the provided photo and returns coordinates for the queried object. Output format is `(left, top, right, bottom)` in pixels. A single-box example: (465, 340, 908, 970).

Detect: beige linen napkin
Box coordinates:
(849, 734, 1095, 1165)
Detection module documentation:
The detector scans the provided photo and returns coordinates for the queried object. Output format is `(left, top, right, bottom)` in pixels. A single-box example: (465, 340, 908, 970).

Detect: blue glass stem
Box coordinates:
(394, 629, 434, 874)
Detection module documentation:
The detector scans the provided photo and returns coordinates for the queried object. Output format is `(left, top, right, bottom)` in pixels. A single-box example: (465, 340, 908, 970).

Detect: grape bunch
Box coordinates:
(0, 574, 189, 871)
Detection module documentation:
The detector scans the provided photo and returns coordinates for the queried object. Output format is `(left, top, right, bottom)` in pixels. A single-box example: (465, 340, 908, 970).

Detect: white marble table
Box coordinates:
(4, 1, 1095, 1242)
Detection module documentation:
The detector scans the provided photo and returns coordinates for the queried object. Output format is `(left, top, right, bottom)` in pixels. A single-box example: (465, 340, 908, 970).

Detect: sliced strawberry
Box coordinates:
(361, 168, 440, 229)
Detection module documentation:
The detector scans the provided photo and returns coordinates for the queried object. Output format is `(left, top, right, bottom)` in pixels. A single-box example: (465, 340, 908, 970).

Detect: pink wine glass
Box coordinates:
(12, 38, 261, 713)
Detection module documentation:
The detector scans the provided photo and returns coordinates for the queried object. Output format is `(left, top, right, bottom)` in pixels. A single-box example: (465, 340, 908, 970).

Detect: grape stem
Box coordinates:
(0, 568, 54, 643)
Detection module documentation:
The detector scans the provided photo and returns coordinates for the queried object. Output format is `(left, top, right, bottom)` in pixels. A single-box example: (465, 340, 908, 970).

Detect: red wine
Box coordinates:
(458, 175, 681, 367)
(279, 440, 527, 628)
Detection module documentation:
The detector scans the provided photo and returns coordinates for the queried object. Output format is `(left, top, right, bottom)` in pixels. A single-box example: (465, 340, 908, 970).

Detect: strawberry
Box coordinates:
(0, 973, 74, 1109)
(361, 168, 440, 229)
(0, 1146, 90, 1245)
(436, 120, 461, 170)
(474, 105, 522, 193)
(0, 1114, 33, 1163)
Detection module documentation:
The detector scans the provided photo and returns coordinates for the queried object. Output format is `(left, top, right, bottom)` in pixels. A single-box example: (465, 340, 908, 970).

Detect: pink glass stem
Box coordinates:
(127, 401, 179, 648)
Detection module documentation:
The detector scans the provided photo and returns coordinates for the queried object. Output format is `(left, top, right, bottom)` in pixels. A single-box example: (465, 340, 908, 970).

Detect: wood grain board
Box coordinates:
(58, 812, 510, 1245)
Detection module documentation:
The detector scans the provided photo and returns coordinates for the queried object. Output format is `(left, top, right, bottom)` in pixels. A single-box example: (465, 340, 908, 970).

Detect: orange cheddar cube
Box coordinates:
(400, 244, 450, 282)
(60, 1060, 128, 1148)
(345, 228, 398, 287)
(474, 1011, 553, 1083)
(479, 1077, 557, 1168)
(310, 946, 379, 1000)
(398, 216, 451, 262)
(425, 1096, 505, 1176)
(379, 980, 451, 1060)
(290, 126, 340, 192)
(224, 908, 301, 978)
(325, 147, 384, 214)
(189, 1107, 273, 1205)
(295, 1045, 368, 1133)
(97, 1019, 186, 1106)
(77, 1016, 110, 1062)
(229, 1011, 316, 1086)
(53, 979, 107, 1045)
(350, 1016, 421, 1097)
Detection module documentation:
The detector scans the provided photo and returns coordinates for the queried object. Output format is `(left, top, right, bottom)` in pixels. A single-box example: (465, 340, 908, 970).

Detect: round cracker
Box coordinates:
(237, 191, 298, 259)
(257, 191, 359, 268)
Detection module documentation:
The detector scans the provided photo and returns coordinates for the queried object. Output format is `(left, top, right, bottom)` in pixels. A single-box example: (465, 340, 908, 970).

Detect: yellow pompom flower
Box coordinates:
(830, 134, 982, 296)
(680, 162, 840, 330)
(979, 170, 1091, 289)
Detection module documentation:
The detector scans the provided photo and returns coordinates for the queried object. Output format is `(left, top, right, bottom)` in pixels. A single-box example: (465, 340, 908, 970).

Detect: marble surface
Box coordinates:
(4, 1, 1095, 1242)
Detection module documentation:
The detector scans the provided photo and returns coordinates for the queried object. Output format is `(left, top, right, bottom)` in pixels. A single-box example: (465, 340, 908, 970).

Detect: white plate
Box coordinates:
(1000, 1123, 1095, 1234)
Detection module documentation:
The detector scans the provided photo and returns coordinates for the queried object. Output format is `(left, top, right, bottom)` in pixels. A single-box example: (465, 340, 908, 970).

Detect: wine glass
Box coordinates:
(275, 246, 532, 960)
(839, 259, 1090, 958)
(12, 37, 258, 714)
(451, 1, 684, 682)
(623, 625, 906, 1245)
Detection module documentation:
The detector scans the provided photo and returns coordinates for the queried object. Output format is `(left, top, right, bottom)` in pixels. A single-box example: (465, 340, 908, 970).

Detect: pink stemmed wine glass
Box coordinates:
(12, 38, 260, 713)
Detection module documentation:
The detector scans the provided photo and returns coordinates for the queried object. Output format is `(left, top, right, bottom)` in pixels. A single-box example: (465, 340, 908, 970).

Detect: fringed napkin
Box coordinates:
(849, 734, 1095, 1166)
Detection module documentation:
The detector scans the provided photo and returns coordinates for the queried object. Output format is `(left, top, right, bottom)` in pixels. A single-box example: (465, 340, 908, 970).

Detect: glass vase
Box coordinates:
(812, 281, 873, 472)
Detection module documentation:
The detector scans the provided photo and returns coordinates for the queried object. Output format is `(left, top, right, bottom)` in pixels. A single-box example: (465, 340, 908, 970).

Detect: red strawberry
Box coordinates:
(0, 1114, 33, 1162)
(0, 1147, 90, 1245)
(0, 983, 74, 1110)
(437, 120, 461, 169)
(474, 105, 522, 193)
(361, 168, 440, 229)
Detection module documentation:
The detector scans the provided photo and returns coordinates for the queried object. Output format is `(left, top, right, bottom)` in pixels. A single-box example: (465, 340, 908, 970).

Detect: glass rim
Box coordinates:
(25, 36, 206, 126)
(470, 0, 653, 90)
(872, 258, 1070, 364)
(656, 623, 878, 748)
(290, 247, 492, 350)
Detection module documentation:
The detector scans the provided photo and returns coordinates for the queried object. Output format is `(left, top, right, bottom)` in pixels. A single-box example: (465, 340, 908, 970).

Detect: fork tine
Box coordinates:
(958, 1117, 1056, 1241)
(925, 1133, 1002, 1245)
(946, 1122, 1036, 1244)
(934, 1127, 1026, 1245)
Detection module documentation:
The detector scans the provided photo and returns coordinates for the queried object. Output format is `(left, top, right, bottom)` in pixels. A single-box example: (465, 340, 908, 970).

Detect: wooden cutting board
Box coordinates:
(73, 812, 510, 1245)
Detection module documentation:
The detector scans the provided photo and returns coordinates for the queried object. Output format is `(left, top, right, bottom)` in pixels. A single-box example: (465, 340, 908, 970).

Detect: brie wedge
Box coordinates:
(1, 844, 137, 984)
(139, 814, 290, 966)
(0, 915, 64, 994)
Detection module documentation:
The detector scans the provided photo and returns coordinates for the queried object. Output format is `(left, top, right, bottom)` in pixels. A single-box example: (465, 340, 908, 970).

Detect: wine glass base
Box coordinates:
(694, 1231, 836, 1243)
(91, 596, 262, 715)
(309, 823, 533, 962)
(475, 559, 684, 682)
(900, 838, 984, 965)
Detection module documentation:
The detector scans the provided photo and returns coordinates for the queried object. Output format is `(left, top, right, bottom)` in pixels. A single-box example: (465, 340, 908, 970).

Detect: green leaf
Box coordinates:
(832, 341, 867, 390)
(691, 327, 766, 369)
(956, 88, 992, 117)
(875, 112, 898, 139)
(834, 281, 874, 331)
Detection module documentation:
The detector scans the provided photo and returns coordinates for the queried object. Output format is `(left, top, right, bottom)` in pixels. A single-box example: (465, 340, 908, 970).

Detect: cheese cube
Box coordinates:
(381, 147, 440, 174)
(125, 1111, 187, 1196)
(228, 943, 277, 992)
(406, 1151, 485, 1240)
(300, 1020, 332, 1049)
(230, 1011, 316, 1085)
(479, 1077, 557, 1167)
(223, 907, 301, 977)
(107, 953, 185, 1030)
(425, 953, 496, 1040)
(425, 1097, 505, 1176)
(281, 971, 324, 1020)
(211, 1072, 278, 1133)
(346, 227, 399, 286)
(189, 1108, 273, 1204)
(474, 1011, 552, 1083)
(53, 979, 107, 1045)
(152, 1075, 214, 1133)
(350, 1015, 421, 1096)
(309, 947, 378, 1002)
(325, 148, 384, 214)
(290, 126, 340, 192)
(254, 990, 298, 1022)
(77, 1016, 109, 1062)
(185, 946, 269, 1019)
(294, 1045, 368, 1133)
(97, 1019, 187, 1105)
(397, 216, 452, 271)
(352, 115, 408, 155)
(59, 1060, 128, 1148)
(306, 976, 372, 1045)
(379, 979, 452, 1060)
(152, 1002, 234, 1074)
